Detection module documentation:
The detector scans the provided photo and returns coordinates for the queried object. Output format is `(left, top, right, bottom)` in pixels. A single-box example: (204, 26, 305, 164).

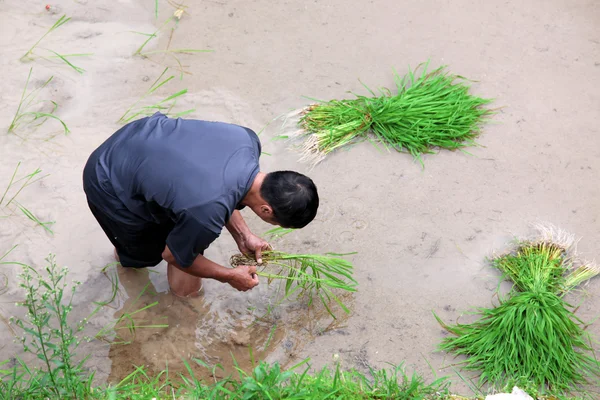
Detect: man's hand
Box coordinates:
(228, 265, 259, 291)
(236, 232, 272, 264)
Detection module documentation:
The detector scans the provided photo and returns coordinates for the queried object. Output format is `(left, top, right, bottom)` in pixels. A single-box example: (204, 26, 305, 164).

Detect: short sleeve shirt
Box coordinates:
(86, 112, 261, 267)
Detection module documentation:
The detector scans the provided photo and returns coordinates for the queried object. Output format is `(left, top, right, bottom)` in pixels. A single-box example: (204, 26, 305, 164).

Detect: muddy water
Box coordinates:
(104, 256, 352, 383)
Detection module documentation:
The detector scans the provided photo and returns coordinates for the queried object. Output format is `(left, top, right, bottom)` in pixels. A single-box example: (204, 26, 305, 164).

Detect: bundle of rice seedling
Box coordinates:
(296, 61, 495, 165)
(435, 232, 600, 396)
(435, 290, 600, 394)
(230, 251, 357, 318)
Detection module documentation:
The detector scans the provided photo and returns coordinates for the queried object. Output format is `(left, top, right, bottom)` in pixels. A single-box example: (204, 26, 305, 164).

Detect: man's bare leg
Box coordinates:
(167, 263, 203, 298)
(115, 248, 202, 297)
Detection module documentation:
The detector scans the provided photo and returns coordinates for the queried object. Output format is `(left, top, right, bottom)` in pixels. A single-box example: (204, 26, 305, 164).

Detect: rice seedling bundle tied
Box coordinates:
(230, 251, 357, 318)
(297, 62, 494, 165)
(435, 236, 600, 396)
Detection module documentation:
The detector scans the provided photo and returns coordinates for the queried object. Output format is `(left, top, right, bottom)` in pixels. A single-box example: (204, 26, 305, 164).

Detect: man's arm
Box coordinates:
(226, 210, 251, 241)
(162, 245, 258, 291)
(226, 210, 271, 264)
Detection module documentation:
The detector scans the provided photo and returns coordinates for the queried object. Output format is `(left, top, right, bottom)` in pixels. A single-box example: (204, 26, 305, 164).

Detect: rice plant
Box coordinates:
(1, 163, 53, 233)
(296, 61, 495, 166)
(131, 11, 212, 78)
(435, 238, 600, 397)
(118, 67, 195, 124)
(0, 246, 17, 297)
(8, 68, 69, 135)
(263, 226, 295, 240)
(16, 202, 55, 234)
(230, 250, 357, 319)
(20, 14, 91, 74)
(93, 279, 168, 345)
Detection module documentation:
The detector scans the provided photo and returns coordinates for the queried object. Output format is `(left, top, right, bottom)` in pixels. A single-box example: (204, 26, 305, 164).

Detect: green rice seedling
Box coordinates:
(93, 264, 121, 308)
(131, 7, 212, 79)
(492, 241, 600, 295)
(118, 67, 195, 124)
(21, 15, 70, 60)
(94, 281, 168, 345)
(491, 241, 568, 294)
(263, 226, 295, 240)
(16, 203, 54, 234)
(435, 240, 600, 397)
(132, 19, 172, 57)
(132, 14, 211, 58)
(8, 68, 69, 135)
(297, 61, 495, 166)
(435, 291, 600, 396)
(20, 15, 91, 74)
(0, 163, 46, 207)
(1, 163, 54, 233)
(230, 251, 358, 319)
(564, 263, 600, 292)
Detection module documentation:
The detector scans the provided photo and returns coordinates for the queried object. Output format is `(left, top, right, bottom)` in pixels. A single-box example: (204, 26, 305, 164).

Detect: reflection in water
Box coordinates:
(106, 264, 351, 383)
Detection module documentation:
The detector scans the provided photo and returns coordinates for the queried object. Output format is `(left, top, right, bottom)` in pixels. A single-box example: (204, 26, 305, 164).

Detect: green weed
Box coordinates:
(5, 256, 94, 399)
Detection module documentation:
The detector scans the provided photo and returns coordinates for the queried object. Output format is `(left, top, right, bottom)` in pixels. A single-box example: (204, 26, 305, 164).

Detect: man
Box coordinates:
(83, 112, 319, 297)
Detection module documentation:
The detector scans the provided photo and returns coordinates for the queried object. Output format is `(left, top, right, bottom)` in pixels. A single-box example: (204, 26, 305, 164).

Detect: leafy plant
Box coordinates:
(118, 67, 195, 124)
(230, 250, 358, 319)
(20, 15, 91, 74)
(8, 68, 69, 135)
(6, 256, 93, 399)
(297, 61, 495, 166)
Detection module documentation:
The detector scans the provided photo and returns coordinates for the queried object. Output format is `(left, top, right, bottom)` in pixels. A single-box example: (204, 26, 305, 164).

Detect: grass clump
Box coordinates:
(230, 250, 358, 319)
(20, 14, 91, 74)
(118, 67, 195, 124)
(8, 68, 69, 135)
(297, 61, 494, 166)
(435, 230, 600, 397)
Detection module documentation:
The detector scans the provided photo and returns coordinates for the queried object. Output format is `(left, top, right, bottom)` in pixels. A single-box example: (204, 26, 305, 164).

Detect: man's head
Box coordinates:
(253, 171, 319, 228)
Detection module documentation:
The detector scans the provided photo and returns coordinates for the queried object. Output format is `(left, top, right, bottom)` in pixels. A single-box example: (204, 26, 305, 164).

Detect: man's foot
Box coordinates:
(114, 248, 121, 263)
(167, 263, 203, 298)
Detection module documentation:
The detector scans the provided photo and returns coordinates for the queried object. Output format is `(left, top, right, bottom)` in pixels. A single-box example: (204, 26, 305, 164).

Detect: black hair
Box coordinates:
(260, 171, 319, 229)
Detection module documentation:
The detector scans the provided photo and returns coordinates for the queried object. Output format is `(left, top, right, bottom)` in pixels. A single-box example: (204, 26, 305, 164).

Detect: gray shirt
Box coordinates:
(87, 112, 261, 267)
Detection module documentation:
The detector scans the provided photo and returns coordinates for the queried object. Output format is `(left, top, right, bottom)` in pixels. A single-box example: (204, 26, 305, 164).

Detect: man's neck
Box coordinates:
(240, 172, 266, 208)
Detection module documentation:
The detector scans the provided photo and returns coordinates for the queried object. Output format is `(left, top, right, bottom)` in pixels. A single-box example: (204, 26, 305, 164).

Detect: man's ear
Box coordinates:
(260, 204, 273, 215)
